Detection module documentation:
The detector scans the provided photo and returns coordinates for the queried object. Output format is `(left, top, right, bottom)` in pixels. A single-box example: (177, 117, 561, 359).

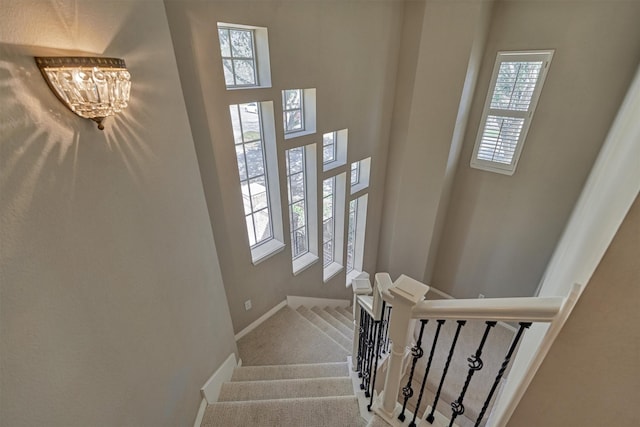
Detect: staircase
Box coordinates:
(200, 305, 367, 427)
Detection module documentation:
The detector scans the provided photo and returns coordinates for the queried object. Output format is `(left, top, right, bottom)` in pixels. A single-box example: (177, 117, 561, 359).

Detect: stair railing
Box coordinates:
(352, 273, 394, 410)
(368, 274, 567, 427)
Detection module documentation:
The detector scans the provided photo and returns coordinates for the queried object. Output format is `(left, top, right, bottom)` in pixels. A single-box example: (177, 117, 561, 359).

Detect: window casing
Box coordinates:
(349, 158, 371, 195)
(350, 162, 360, 186)
(230, 103, 272, 247)
(286, 147, 308, 259)
(230, 102, 284, 265)
(322, 177, 336, 267)
(323, 132, 337, 164)
(345, 194, 368, 285)
(471, 50, 553, 175)
(282, 89, 304, 133)
(346, 199, 358, 272)
(218, 27, 258, 88)
(322, 129, 348, 172)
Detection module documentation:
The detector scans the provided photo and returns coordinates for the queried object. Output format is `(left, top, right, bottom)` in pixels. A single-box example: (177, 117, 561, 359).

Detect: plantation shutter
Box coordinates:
(471, 51, 553, 175)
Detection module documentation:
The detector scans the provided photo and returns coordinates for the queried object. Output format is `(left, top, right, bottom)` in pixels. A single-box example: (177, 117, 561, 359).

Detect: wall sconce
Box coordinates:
(35, 57, 131, 130)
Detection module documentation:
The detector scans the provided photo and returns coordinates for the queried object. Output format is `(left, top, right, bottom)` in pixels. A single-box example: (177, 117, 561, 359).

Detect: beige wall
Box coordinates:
(378, 0, 495, 282)
(430, 0, 640, 298)
(508, 195, 640, 426)
(164, 0, 404, 332)
(0, 1, 237, 426)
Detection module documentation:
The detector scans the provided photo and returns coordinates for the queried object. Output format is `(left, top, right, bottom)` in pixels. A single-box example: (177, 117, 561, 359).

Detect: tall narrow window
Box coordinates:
(322, 177, 335, 267)
(346, 199, 358, 272)
(350, 161, 360, 186)
(346, 194, 368, 285)
(230, 103, 272, 247)
(218, 27, 258, 88)
(323, 131, 337, 164)
(286, 147, 308, 259)
(471, 50, 553, 175)
(282, 89, 304, 133)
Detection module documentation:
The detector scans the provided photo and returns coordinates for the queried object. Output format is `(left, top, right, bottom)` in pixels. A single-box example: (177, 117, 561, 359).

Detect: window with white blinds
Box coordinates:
(471, 50, 553, 175)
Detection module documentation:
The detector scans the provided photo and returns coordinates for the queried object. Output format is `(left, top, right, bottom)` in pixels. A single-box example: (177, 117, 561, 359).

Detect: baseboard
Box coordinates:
(200, 352, 238, 404)
(193, 398, 207, 427)
(234, 300, 287, 341)
(286, 295, 351, 309)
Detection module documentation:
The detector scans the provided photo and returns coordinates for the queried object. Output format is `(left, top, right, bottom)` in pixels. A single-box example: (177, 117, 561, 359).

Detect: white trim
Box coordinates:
(200, 352, 238, 403)
(323, 261, 343, 283)
(193, 398, 207, 427)
(250, 239, 285, 265)
(471, 50, 554, 175)
(411, 296, 564, 323)
(284, 88, 316, 139)
(350, 157, 371, 195)
(217, 22, 272, 89)
(286, 295, 351, 309)
(323, 129, 349, 172)
(292, 252, 319, 275)
(234, 300, 287, 341)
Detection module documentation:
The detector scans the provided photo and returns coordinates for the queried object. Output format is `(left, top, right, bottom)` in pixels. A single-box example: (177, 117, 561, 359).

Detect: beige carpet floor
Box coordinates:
(202, 305, 365, 427)
(237, 306, 350, 366)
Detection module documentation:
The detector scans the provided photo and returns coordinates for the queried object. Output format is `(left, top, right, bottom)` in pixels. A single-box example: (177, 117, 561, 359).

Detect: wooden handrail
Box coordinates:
(411, 297, 564, 323)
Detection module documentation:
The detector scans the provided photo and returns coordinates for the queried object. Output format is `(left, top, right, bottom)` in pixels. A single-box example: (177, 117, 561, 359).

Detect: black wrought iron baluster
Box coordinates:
(367, 320, 382, 405)
(474, 322, 532, 427)
(409, 319, 445, 427)
(357, 306, 366, 375)
(426, 320, 466, 424)
(398, 320, 428, 421)
(378, 301, 387, 354)
(360, 312, 370, 385)
(384, 306, 393, 353)
(449, 321, 497, 427)
(361, 312, 373, 391)
(364, 317, 377, 397)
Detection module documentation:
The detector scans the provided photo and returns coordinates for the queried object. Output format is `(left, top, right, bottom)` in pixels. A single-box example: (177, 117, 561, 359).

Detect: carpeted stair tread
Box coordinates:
(231, 362, 349, 381)
(237, 306, 348, 365)
(202, 396, 366, 427)
(296, 307, 352, 352)
(336, 306, 354, 320)
(218, 377, 354, 401)
(325, 307, 354, 329)
(367, 415, 392, 427)
(312, 307, 353, 337)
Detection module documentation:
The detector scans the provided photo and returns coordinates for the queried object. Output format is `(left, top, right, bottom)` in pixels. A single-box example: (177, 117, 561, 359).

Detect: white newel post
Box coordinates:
(380, 275, 429, 418)
(352, 276, 373, 371)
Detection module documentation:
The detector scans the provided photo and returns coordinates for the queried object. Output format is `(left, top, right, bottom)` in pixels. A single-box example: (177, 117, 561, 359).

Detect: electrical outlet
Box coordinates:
(244, 300, 252, 311)
(478, 293, 485, 299)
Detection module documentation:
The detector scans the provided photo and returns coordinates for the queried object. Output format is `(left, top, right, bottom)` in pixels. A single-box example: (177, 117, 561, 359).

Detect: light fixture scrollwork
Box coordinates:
(35, 56, 131, 130)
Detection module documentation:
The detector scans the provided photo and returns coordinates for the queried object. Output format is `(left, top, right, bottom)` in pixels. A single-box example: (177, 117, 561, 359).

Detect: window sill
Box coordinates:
(251, 239, 286, 265)
(226, 84, 272, 91)
(323, 262, 344, 283)
(323, 160, 346, 173)
(345, 269, 363, 288)
(350, 183, 369, 195)
(293, 253, 319, 276)
(284, 129, 316, 140)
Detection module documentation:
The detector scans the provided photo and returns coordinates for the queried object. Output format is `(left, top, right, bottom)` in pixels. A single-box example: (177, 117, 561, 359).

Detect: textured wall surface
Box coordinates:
(430, 0, 640, 298)
(0, 1, 237, 426)
(165, 0, 404, 333)
(509, 195, 640, 426)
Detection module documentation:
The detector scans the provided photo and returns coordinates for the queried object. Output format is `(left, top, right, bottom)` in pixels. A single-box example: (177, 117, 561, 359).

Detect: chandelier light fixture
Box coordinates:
(35, 56, 131, 130)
